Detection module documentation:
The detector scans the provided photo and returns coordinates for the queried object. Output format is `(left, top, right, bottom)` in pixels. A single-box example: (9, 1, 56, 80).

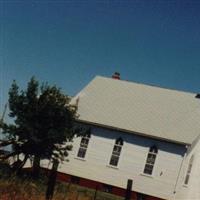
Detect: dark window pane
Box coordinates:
(184, 174, 190, 185)
(81, 138, 89, 145)
(77, 148, 86, 158)
(184, 155, 194, 185)
(187, 163, 193, 174)
(85, 132, 91, 138)
(113, 145, 121, 156)
(146, 154, 156, 164)
(150, 145, 158, 153)
(144, 146, 158, 175)
(109, 155, 119, 166)
(116, 137, 123, 145)
(143, 164, 153, 175)
(114, 145, 122, 152)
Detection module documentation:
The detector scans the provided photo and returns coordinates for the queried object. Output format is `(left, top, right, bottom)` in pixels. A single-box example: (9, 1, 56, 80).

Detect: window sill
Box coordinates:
(183, 184, 188, 188)
(106, 165, 119, 170)
(74, 157, 86, 161)
(140, 173, 153, 178)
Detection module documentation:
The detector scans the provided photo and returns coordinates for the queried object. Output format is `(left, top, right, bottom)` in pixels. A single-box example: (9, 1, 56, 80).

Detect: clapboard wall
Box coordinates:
(47, 125, 187, 200)
(174, 135, 200, 200)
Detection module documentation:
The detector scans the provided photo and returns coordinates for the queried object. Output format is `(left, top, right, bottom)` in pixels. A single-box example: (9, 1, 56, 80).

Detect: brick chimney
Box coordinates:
(112, 72, 120, 80)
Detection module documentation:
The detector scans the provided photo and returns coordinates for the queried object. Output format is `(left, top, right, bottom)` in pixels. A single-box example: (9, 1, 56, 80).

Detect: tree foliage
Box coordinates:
(0, 77, 81, 172)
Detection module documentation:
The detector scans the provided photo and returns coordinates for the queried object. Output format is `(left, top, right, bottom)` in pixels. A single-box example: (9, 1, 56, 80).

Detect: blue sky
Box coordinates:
(1, 0, 200, 119)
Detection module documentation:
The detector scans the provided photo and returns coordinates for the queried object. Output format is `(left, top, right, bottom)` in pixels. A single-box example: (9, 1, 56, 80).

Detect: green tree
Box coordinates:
(0, 77, 82, 176)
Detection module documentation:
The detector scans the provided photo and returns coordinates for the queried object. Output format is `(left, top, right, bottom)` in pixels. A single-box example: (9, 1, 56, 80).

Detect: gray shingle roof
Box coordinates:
(71, 76, 200, 145)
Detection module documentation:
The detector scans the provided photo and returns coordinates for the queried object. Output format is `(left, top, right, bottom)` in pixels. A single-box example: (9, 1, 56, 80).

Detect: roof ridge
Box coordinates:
(96, 75, 196, 95)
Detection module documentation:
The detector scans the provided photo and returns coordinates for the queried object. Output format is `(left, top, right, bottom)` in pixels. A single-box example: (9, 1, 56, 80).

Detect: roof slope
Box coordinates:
(72, 76, 200, 145)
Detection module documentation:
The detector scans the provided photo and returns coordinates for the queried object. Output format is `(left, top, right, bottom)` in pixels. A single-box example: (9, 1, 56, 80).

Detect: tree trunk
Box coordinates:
(46, 159, 59, 200)
(12, 154, 29, 175)
(32, 155, 41, 178)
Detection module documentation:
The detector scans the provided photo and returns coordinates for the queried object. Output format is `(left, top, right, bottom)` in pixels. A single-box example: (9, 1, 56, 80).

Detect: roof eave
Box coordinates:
(76, 119, 190, 146)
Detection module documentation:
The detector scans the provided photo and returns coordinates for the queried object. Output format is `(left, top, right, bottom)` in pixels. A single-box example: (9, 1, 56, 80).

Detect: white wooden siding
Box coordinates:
(45, 125, 187, 200)
(174, 136, 200, 200)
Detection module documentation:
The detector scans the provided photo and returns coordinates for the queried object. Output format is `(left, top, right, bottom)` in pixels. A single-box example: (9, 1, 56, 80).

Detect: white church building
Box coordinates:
(40, 74, 200, 200)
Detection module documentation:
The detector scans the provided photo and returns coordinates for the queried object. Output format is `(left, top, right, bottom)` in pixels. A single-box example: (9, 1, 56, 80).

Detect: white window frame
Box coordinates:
(143, 145, 158, 175)
(77, 133, 90, 159)
(109, 137, 123, 167)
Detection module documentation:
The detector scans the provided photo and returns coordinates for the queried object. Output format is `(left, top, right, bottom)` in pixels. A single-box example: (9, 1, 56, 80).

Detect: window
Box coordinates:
(109, 137, 123, 167)
(143, 145, 158, 175)
(184, 155, 194, 185)
(77, 133, 90, 159)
